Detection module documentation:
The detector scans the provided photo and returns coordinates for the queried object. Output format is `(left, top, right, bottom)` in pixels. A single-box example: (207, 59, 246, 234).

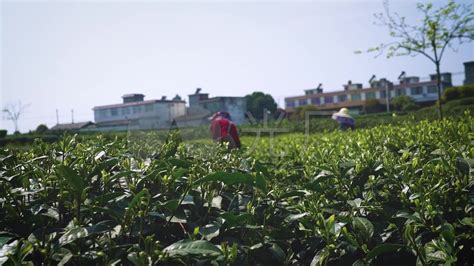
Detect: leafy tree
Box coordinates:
(245, 92, 277, 120)
(36, 124, 49, 134)
(391, 95, 418, 111)
(359, 0, 474, 119)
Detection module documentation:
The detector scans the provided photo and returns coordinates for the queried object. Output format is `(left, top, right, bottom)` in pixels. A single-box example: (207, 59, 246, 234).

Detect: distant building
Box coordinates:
(50, 121, 95, 132)
(175, 88, 247, 127)
(464, 61, 474, 85)
(285, 73, 452, 113)
(92, 94, 186, 131)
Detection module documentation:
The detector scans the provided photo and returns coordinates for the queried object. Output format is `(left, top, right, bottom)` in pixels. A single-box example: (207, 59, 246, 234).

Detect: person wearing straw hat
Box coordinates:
(331, 108, 355, 130)
(209, 111, 241, 149)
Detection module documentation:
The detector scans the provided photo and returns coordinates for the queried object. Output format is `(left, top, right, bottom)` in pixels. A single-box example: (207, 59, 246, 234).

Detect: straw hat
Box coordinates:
(333, 108, 352, 118)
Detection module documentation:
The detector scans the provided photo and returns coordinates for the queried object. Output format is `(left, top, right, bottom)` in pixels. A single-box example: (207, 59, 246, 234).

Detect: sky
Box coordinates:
(1, 0, 473, 133)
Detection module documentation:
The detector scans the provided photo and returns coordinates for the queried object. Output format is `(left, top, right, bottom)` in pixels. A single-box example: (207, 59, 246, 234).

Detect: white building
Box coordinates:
(93, 94, 186, 131)
(285, 73, 453, 112)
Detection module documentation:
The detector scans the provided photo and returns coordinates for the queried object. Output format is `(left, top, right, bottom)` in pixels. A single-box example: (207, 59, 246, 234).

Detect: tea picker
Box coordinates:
(209, 111, 241, 149)
(332, 108, 355, 130)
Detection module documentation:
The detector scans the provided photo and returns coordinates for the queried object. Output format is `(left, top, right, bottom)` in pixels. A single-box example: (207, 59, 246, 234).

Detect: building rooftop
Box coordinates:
(93, 98, 186, 110)
(51, 121, 94, 131)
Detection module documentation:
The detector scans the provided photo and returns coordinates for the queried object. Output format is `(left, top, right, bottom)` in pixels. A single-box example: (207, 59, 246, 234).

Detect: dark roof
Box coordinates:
(122, 93, 144, 98)
(51, 121, 94, 130)
(93, 99, 186, 110)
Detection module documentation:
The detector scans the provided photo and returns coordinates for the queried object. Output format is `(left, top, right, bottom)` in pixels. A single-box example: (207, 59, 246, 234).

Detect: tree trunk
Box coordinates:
(436, 62, 443, 120)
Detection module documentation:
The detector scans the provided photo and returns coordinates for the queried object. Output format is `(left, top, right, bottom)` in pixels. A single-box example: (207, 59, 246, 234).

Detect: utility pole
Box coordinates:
(71, 109, 74, 124)
(56, 109, 59, 124)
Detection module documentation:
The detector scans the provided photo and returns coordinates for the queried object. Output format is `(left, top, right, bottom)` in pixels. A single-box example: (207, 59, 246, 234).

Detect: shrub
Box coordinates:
(402, 102, 420, 112)
(36, 124, 49, 134)
(391, 95, 417, 111)
(459, 85, 474, 98)
(290, 105, 321, 120)
(442, 84, 474, 102)
(0, 130, 7, 138)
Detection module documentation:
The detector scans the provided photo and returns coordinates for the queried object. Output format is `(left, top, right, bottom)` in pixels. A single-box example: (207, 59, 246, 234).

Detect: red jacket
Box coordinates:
(210, 117, 241, 148)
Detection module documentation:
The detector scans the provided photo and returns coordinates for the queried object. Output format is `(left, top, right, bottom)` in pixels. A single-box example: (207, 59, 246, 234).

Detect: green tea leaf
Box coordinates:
(353, 217, 374, 240)
(56, 165, 85, 194)
(365, 243, 405, 260)
(163, 240, 221, 257)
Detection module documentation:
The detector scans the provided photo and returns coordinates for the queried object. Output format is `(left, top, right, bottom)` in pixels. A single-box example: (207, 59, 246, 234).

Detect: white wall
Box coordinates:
(94, 101, 186, 130)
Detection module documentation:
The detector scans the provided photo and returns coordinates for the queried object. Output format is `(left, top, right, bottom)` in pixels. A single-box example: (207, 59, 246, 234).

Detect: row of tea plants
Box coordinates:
(0, 116, 473, 265)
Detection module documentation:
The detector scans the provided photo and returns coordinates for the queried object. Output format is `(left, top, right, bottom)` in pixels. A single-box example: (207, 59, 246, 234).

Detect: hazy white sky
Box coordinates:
(1, 0, 473, 132)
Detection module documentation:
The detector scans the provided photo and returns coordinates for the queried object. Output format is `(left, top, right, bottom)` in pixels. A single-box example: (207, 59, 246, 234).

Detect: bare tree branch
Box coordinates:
(2, 101, 30, 132)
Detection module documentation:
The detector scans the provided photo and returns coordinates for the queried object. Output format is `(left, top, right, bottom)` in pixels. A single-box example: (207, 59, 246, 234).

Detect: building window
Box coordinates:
(133, 106, 142, 114)
(396, 88, 406, 96)
(337, 94, 347, 102)
(351, 93, 361, 101)
(324, 96, 333, 104)
(410, 87, 423, 95)
(98, 109, 107, 118)
(428, 86, 437, 94)
(298, 99, 307, 106)
(286, 100, 295, 108)
(366, 92, 376, 99)
(122, 107, 130, 115)
(145, 104, 154, 112)
(311, 97, 320, 105)
(111, 108, 118, 116)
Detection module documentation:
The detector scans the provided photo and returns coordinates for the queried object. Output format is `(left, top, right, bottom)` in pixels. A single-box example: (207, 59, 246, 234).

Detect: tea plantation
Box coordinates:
(0, 117, 472, 265)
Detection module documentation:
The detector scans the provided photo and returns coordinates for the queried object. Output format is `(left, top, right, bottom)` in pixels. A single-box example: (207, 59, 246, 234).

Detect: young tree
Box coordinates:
(2, 102, 30, 133)
(359, 0, 474, 119)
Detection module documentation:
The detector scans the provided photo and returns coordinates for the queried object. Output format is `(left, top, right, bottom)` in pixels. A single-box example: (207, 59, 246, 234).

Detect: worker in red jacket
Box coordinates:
(210, 111, 241, 149)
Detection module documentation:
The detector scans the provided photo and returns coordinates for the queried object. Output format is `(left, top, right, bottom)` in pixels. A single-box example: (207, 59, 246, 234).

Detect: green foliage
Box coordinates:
(0, 130, 6, 139)
(35, 124, 48, 134)
(0, 118, 473, 265)
(361, 0, 474, 119)
(402, 102, 420, 112)
(290, 105, 320, 120)
(391, 95, 419, 111)
(442, 84, 474, 102)
(365, 0, 474, 60)
(245, 91, 278, 120)
(363, 99, 385, 113)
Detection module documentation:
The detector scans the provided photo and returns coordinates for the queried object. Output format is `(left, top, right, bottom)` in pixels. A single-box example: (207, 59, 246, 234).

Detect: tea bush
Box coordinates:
(0, 117, 472, 265)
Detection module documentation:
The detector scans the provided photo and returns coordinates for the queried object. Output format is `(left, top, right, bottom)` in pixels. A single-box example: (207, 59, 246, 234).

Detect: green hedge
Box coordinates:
(442, 84, 474, 102)
(0, 135, 60, 147)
